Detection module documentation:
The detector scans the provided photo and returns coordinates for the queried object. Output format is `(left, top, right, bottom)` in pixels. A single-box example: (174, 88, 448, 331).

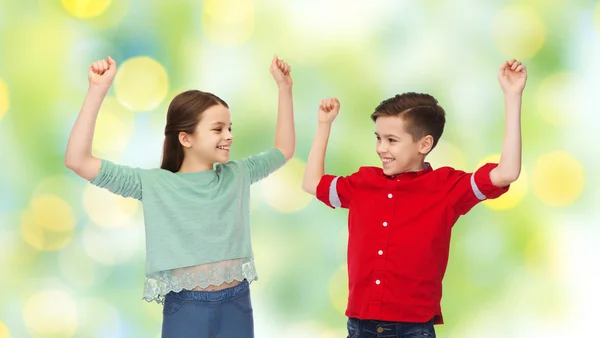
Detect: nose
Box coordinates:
(376, 142, 387, 155)
(224, 130, 233, 141)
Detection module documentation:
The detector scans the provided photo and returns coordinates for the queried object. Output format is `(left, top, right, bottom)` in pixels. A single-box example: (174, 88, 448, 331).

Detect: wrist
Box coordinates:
(278, 83, 293, 91)
(317, 121, 333, 128)
(88, 84, 110, 95)
(503, 91, 523, 99)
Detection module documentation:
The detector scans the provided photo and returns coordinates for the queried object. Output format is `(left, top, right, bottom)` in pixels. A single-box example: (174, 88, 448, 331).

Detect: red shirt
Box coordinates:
(316, 163, 509, 324)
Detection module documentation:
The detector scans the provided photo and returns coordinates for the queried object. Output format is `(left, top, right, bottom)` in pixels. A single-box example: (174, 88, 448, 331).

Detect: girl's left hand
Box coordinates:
(270, 56, 292, 87)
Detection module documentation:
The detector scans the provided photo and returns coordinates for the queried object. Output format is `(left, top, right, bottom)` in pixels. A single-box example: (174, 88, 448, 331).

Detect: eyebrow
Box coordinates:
(211, 122, 233, 127)
(374, 132, 400, 138)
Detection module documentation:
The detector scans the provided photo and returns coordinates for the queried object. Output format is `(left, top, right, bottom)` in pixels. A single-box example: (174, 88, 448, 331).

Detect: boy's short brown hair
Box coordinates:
(371, 92, 446, 151)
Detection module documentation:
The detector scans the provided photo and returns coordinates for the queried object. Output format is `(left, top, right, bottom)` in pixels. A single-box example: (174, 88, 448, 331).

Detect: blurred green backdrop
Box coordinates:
(0, 0, 598, 337)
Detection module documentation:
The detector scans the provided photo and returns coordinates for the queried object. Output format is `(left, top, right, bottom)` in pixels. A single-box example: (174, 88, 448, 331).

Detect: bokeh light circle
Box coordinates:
(492, 5, 546, 59)
(83, 185, 139, 228)
(260, 157, 313, 213)
(328, 265, 348, 315)
(93, 97, 135, 156)
(20, 195, 75, 251)
(114, 57, 169, 111)
(202, 0, 255, 46)
(477, 154, 528, 210)
(0, 322, 9, 338)
(61, 0, 112, 19)
(0, 79, 8, 121)
(23, 290, 78, 337)
(532, 151, 584, 207)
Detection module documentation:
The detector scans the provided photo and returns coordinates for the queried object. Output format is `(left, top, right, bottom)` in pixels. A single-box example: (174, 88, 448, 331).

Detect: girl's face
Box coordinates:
(180, 104, 233, 168)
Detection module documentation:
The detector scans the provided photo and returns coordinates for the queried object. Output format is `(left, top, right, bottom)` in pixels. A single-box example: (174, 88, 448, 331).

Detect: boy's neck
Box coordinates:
(404, 160, 428, 173)
(388, 161, 429, 178)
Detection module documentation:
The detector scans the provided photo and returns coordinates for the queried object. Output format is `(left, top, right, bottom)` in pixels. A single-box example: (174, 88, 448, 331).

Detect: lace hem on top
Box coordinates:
(142, 258, 257, 304)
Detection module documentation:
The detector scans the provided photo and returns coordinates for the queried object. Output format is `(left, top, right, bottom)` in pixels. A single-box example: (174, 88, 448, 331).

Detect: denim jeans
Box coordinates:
(347, 317, 436, 338)
(161, 281, 253, 338)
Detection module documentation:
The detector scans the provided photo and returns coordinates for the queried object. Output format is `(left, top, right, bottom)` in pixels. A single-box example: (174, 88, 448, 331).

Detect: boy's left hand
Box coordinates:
(498, 59, 527, 95)
(270, 56, 292, 87)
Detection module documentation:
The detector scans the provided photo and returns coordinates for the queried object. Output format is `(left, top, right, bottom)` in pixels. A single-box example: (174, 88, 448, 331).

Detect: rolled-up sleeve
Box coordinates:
(316, 171, 361, 209)
(90, 160, 144, 200)
(238, 148, 287, 184)
(448, 163, 510, 215)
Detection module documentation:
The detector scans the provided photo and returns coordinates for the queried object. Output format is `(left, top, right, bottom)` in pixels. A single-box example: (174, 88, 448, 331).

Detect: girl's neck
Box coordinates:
(178, 158, 214, 173)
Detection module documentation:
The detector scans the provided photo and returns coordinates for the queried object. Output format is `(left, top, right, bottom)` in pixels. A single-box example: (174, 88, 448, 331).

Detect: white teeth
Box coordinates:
(381, 158, 394, 164)
(217, 146, 230, 150)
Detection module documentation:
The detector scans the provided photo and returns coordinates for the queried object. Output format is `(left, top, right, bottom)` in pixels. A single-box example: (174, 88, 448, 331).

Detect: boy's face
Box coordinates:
(375, 116, 428, 176)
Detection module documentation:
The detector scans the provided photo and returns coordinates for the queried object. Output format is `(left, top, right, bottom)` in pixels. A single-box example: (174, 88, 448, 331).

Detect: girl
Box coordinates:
(65, 55, 295, 337)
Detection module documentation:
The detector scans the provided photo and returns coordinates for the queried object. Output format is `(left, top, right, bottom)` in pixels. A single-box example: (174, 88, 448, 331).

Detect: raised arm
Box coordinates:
(270, 56, 295, 161)
(302, 98, 340, 196)
(64, 57, 117, 180)
(489, 58, 527, 188)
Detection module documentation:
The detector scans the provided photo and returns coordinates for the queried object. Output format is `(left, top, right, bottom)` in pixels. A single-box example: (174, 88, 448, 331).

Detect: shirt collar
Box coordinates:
(385, 162, 433, 179)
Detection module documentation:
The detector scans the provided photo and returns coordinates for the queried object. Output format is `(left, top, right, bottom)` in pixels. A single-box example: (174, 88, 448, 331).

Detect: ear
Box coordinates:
(179, 132, 193, 148)
(418, 135, 434, 155)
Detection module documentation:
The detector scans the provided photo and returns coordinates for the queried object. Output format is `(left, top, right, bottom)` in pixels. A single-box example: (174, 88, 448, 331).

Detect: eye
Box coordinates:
(376, 136, 381, 140)
(213, 128, 222, 132)
(388, 138, 396, 143)
(228, 127, 232, 132)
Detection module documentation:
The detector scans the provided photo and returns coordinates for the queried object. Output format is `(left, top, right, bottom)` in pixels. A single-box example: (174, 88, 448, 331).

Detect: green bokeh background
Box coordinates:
(0, 0, 598, 337)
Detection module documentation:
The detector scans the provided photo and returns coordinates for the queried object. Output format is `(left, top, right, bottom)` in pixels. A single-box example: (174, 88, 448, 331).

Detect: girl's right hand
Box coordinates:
(88, 56, 117, 88)
(318, 98, 340, 124)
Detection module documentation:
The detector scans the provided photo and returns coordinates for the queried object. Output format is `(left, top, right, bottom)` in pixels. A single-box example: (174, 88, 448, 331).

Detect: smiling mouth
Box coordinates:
(381, 157, 394, 165)
(216, 146, 230, 151)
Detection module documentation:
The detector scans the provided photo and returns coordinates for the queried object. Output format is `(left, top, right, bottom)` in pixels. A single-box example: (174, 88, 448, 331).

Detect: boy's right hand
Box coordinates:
(88, 56, 117, 88)
(318, 98, 340, 124)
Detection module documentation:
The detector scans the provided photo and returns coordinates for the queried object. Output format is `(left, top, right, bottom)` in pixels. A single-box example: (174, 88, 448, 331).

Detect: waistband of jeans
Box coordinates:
(170, 280, 249, 302)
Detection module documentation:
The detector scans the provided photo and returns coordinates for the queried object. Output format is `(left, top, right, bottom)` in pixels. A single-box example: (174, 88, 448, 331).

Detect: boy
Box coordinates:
(302, 59, 526, 337)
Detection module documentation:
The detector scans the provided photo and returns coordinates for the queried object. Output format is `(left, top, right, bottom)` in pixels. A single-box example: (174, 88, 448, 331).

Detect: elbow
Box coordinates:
(277, 146, 295, 161)
(64, 154, 80, 172)
(283, 150, 294, 161)
(490, 166, 520, 188)
(301, 179, 316, 196)
(496, 170, 520, 187)
(65, 153, 94, 176)
(504, 171, 520, 185)
(502, 166, 521, 185)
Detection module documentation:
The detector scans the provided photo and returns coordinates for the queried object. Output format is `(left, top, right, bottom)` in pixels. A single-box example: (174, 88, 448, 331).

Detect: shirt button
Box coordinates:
(375, 280, 381, 285)
(388, 193, 393, 198)
(378, 250, 383, 255)
(382, 221, 388, 227)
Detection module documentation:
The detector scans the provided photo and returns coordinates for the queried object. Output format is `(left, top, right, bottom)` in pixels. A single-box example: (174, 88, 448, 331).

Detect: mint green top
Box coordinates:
(90, 148, 286, 302)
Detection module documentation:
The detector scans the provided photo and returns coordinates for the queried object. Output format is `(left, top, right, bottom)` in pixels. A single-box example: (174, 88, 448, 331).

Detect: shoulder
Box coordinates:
(328, 166, 382, 181)
(357, 166, 382, 176)
(134, 168, 177, 184)
(430, 166, 470, 184)
(350, 166, 383, 186)
(433, 165, 465, 175)
(218, 161, 242, 174)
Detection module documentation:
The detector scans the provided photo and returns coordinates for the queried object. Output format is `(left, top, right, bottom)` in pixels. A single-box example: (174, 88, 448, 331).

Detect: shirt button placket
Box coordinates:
(371, 189, 393, 309)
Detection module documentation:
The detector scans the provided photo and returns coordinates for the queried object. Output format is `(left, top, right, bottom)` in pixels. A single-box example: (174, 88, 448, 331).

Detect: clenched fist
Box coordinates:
(270, 56, 292, 87)
(89, 56, 117, 88)
(318, 98, 340, 124)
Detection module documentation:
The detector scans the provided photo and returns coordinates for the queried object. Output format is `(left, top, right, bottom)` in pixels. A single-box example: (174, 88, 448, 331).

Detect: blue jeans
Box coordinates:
(161, 281, 254, 338)
(347, 317, 436, 338)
